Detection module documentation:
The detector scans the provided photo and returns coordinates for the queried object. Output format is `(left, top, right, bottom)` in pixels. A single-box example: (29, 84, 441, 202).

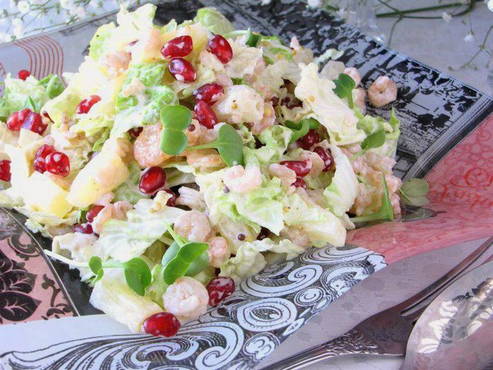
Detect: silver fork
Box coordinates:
(262, 237, 493, 370)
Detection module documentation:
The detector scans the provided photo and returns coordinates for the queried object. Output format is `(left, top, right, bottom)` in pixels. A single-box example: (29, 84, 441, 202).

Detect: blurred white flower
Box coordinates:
(307, 0, 323, 8)
(261, 0, 272, 4)
(487, 0, 493, 11)
(71, 6, 86, 19)
(59, 0, 75, 10)
(17, 1, 30, 14)
(464, 32, 475, 42)
(441, 12, 452, 22)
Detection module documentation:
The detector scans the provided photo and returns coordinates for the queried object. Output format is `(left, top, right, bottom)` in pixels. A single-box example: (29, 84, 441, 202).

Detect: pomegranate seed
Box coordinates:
(161, 35, 193, 58)
(193, 83, 224, 104)
(86, 205, 104, 223)
(45, 151, 70, 177)
(33, 144, 56, 173)
(18, 69, 31, 80)
(168, 58, 196, 82)
(313, 146, 334, 172)
(297, 129, 321, 150)
(76, 95, 101, 114)
(207, 277, 235, 306)
(207, 35, 233, 64)
(6, 109, 31, 131)
(139, 166, 166, 195)
(280, 160, 311, 177)
(73, 223, 93, 234)
(292, 177, 307, 189)
(22, 111, 47, 135)
(143, 312, 181, 337)
(194, 100, 217, 128)
(128, 127, 143, 138)
(0, 160, 11, 182)
(164, 189, 177, 207)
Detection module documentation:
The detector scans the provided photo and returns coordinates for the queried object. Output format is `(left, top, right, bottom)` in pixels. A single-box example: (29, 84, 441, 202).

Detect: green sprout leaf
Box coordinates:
(160, 104, 193, 155)
(88, 256, 104, 282)
(162, 242, 209, 285)
(400, 178, 429, 207)
(285, 118, 320, 143)
(123, 257, 152, 296)
(333, 73, 356, 108)
(245, 29, 261, 47)
(189, 124, 244, 166)
(361, 130, 386, 151)
(39, 74, 65, 99)
(232, 77, 245, 85)
(351, 174, 394, 224)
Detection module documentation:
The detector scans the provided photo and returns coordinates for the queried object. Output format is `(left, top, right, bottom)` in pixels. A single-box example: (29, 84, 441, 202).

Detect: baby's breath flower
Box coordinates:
(464, 32, 475, 43)
(307, 0, 323, 8)
(12, 18, 24, 39)
(487, 0, 493, 12)
(260, 0, 272, 5)
(59, 0, 74, 10)
(17, 1, 30, 14)
(441, 12, 452, 23)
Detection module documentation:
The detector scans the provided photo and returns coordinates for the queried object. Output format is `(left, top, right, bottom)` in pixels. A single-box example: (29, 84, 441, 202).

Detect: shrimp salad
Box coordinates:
(0, 5, 405, 336)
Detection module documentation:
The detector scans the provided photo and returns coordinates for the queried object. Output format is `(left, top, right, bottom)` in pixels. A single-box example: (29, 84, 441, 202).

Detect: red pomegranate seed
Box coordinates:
(0, 160, 11, 182)
(86, 205, 105, 223)
(22, 111, 47, 135)
(164, 189, 177, 207)
(143, 312, 181, 337)
(193, 83, 224, 104)
(207, 277, 235, 306)
(297, 129, 321, 150)
(207, 35, 233, 64)
(280, 160, 311, 177)
(313, 146, 334, 172)
(139, 166, 166, 195)
(128, 127, 143, 139)
(292, 177, 307, 189)
(45, 151, 70, 177)
(33, 144, 56, 173)
(76, 95, 101, 114)
(194, 100, 217, 128)
(18, 69, 31, 80)
(6, 109, 31, 131)
(73, 223, 93, 234)
(161, 35, 193, 58)
(168, 58, 196, 82)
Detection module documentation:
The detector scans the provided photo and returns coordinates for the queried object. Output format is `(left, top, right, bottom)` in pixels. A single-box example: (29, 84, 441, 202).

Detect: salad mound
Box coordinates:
(0, 5, 405, 336)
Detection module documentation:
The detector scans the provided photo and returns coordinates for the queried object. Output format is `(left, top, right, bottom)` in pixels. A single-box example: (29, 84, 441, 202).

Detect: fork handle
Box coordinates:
(261, 328, 385, 370)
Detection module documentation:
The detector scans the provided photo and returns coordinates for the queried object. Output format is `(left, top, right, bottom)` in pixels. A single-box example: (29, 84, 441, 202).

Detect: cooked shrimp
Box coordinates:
(269, 163, 296, 189)
(223, 165, 262, 193)
(368, 76, 398, 107)
(186, 119, 210, 146)
(251, 102, 276, 135)
(186, 149, 223, 171)
(102, 51, 131, 76)
(92, 201, 132, 234)
(134, 124, 172, 168)
(174, 210, 212, 242)
(208, 236, 230, 268)
(353, 88, 367, 114)
(176, 187, 205, 210)
(343, 67, 361, 86)
(163, 277, 209, 322)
